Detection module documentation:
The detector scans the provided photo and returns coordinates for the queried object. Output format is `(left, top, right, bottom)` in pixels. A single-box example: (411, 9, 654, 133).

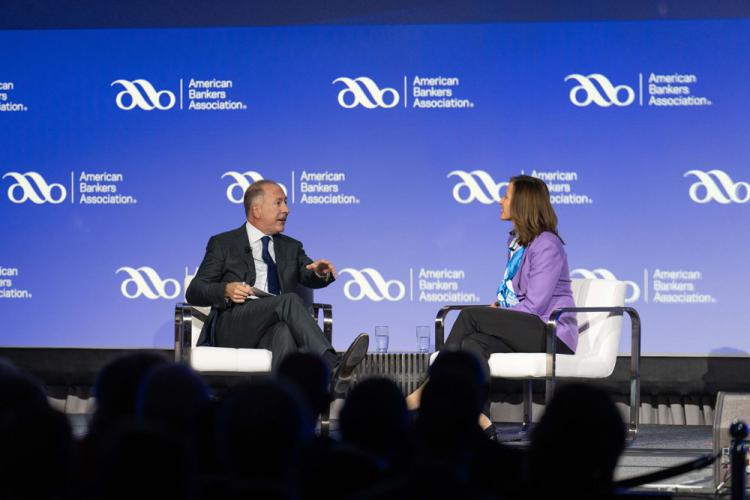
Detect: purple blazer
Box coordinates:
(508, 231, 578, 352)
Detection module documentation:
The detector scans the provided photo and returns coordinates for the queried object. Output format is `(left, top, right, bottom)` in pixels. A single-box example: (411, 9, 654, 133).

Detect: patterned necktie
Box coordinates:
(261, 236, 280, 295)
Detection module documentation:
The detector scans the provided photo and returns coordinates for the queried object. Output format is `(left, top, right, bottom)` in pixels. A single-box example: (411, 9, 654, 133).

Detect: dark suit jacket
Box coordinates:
(185, 224, 334, 346)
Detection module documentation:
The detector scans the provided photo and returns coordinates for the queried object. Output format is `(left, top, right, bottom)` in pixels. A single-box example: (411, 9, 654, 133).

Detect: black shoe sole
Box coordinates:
(332, 333, 369, 396)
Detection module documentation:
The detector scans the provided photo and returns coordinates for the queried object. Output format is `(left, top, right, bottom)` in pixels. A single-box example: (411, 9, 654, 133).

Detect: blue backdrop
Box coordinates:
(1, 20, 748, 354)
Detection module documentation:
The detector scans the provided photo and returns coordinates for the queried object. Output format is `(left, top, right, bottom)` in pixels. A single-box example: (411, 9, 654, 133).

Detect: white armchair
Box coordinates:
(174, 286, 332, 374)
(434, 278, 641, 439)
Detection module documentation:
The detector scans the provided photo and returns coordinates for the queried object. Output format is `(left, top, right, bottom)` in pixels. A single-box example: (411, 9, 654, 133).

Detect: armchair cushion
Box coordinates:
(191, 346, 272, 373)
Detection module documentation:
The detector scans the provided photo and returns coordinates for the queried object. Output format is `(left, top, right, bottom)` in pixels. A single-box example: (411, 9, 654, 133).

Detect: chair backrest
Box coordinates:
(570, 279, 626, 366)
(190, 306, 210, 348)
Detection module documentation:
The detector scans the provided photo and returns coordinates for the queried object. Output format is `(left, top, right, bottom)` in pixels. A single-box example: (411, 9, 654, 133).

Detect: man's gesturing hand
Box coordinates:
(224, 282, 254, 304)
(306, 259, 337, 279)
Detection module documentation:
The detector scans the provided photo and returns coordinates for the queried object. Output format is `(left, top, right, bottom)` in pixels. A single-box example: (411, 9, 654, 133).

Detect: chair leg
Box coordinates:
(319, 406, 331, 438)
(627, 362, 641, 443)
(522, 380, 533, 432)
(545, 376, 556, 406)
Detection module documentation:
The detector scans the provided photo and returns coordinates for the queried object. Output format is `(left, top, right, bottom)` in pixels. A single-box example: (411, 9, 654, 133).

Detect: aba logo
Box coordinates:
(332, 77, 400, 109)
(339, 268, 406, 302)
(221, 171, 288, 204)
(2, 172, 67, 204)
(564, 74, 635, 107)
(116, 266, 181, 300)
(111, 79, 176, 111)
(447, 170, 508, 204)
(684, 170, 750, 204)
(570, 268, 640, 303)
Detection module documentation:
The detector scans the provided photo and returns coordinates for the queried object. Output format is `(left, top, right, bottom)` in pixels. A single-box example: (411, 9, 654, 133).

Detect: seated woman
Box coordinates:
(406, 174, 577, 436)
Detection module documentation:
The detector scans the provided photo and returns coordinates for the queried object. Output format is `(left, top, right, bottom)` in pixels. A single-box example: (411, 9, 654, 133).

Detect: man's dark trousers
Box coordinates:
(217, 293, 337, 370)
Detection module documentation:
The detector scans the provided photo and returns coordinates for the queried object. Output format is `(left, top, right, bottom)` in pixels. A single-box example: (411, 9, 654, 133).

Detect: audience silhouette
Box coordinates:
(0, 350, 632, 500)
(0, 363, 73, 500)
(529, 382, 626, 499)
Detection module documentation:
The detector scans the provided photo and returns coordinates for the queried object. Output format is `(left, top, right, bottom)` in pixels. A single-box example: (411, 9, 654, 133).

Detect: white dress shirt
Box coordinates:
(245, 222, 276, 296)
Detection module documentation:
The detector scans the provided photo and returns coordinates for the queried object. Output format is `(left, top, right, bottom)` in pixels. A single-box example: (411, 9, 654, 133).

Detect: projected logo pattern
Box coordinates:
(570, 268, 640, 303)
(116, 266, 181, 300)
(684, 170, 750, 204)
(333, 77, 400, 109)
(564, 74, 635, 107)
(2, 172, 67, 204)
(448, 170, 508, 204)
(339, 268, 406, 302)
(111, 79, 176, 111)
(221, 171, 288, 203)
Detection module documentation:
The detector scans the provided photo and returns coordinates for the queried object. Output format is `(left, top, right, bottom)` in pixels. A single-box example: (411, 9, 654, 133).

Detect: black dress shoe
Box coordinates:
(331, 333, 369, 397)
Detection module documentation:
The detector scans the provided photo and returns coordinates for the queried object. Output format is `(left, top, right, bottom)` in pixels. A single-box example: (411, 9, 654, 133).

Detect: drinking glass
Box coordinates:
(416, 325, 431, 353)
(374, 326, 389, 353)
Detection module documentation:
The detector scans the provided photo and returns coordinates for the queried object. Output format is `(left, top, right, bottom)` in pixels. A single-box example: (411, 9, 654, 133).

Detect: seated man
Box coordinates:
(186, 179, 367, 392)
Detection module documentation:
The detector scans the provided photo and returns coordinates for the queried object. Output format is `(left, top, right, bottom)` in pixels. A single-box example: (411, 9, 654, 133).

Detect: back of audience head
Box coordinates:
(215, 379, 312, 486)
(340, 377, 410, 469)
(277, 352, 331, 421)
(0, 358, 48, 413)
(420, 350, 487, 432)
(428, 349, 488, 401)
(90, 352, 168, 436)
(0, 359, 72, 500)
(93, 423, 195, 500)
(137, 362, 210, 437)
(529, 383, 626, 498)
(414, 350, 488, 475)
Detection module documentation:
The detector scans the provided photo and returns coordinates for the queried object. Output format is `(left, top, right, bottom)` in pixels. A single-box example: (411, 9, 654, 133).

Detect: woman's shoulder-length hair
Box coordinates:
(509, 175, 564, 246)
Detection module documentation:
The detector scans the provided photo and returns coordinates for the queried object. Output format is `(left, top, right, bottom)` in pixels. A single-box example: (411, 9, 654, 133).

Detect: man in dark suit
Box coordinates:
(186, 180, 368, 388)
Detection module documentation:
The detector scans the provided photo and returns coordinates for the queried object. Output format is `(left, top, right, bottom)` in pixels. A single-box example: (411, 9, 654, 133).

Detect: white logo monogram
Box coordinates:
(570, 268, 640, 303)
(447, 170, 508, 204)
(2, 172, 67, 204)
(684, 170, 750, 204)
(564, 74, 635, 107)
(116, 266, 181, 300)
(111, 79, 176, 111)
(339, 268, 406, 302)
(221, 171, 288, 203)
(332, 77, 400, 109)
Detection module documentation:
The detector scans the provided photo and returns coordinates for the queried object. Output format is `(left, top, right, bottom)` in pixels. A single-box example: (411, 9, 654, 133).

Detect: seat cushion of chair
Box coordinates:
(190, 346, 272, 373)
(488, 352, 616, 379)
(429, 351, 616, 379)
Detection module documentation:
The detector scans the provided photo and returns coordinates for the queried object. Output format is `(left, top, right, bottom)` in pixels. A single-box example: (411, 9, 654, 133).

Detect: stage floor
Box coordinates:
(613, 424, 714, 492)
(500, 423, 719, 497)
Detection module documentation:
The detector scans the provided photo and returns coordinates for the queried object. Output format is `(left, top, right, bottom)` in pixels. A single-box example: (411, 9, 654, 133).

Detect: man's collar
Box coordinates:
(245, 221, 273, 244)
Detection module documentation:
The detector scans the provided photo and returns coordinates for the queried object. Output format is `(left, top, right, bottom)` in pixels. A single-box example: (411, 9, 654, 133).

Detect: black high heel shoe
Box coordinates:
(482, 421, 498, 441)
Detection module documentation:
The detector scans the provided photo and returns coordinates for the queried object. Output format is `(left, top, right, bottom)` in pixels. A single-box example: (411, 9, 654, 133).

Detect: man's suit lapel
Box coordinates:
(273, 235, 288, 293)
(233, 224, 256, 283)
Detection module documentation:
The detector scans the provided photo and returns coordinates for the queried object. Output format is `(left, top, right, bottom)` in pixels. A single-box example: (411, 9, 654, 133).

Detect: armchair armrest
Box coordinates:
(312, 302, 333, 343)
(174, 303, 193, 365)
(547, 305, 641, 437)
(546, 306, 641, 376)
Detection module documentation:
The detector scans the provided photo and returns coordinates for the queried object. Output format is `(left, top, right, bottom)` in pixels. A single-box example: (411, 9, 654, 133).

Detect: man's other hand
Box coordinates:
(225, 282, 254, 303)
(306, 259, 337, 279)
